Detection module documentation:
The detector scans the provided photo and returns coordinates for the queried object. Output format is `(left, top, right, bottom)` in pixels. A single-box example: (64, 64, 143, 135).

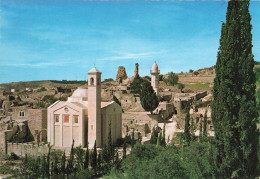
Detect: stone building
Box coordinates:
(28, 109, 47, 142)
(47, 68, 122, 149)
(150, 61, 160, 95)
(12, 106, 30, 121)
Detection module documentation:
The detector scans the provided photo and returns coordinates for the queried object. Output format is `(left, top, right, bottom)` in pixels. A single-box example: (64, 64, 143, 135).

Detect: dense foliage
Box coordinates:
(129, 78, 145, 94)
(105, 142, 218, 179)
(164, 72, 179, 86)
(212, 0, 259, 178)
(140, 80, 159, 114)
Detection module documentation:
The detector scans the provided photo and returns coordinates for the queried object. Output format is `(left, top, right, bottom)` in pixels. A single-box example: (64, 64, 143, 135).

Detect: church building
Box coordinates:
(47, 67, 122, 149)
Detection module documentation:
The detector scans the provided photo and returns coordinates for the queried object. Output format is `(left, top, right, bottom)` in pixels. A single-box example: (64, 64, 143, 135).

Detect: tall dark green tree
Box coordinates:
(123, 141, 127, 159)
(131, 129, 135, 148)
(199, 120, 203, 142)
(150, 127, 158, 144)
(183, 106, 191, 145)
(238, 1, 259, 178)
(91, 140, 97, 172)
(212, 1, 259, 178)
(67, 140, 75, 174)
(84, 146, 89, 169)
(61, 151, 66, 174)
(46, 145, 51, 177)
(107, 122, 114, 160)
(140, 81, 159, 114)
(159, 124, 166, 146)
(203, 110, 207, 138)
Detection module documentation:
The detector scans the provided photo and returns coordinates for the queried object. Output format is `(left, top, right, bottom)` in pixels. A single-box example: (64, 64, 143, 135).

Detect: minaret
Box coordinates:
(88, 67, 102, 148)
(150, 61, 160, 95)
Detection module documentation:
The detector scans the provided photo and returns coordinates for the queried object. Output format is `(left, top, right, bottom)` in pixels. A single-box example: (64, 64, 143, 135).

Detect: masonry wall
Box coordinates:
(28, 109, 47, 142)
(7, 143, 49, 156)
(0, 132, 7, 154)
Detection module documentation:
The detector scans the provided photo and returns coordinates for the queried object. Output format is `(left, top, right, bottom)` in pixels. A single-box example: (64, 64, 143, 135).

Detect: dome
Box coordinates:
(71, 87, 88, 98)
(152, 61, 158, 72)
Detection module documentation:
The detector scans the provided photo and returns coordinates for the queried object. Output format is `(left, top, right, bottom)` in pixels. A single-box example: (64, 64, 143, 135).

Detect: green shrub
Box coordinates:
(164, 72, 179, 86)
(0, 164, 14, 174)
(37, 101, 45, 108)
(10, 152, 19, 160)
(37, 87, 47, 92)
(103, 78, 114, 82)
(159, 74, 164, 81)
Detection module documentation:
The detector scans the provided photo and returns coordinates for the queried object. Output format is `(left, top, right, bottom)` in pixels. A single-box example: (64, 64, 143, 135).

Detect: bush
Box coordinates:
(193, 71, 199, 76)
(110, 142, 218, 179)
(189, 69, 194, 73)
(143, 76, 151, 81)
(37, 101, 45, 108)
(164, 72, 179, 86)
(103, 78, 114, 83)
(159, 74, 164, 81)
(37, 87, 46, 92)
(0, 164, 14, 174)
(10, 152, 19, 160)
(177, 83, 185, 91)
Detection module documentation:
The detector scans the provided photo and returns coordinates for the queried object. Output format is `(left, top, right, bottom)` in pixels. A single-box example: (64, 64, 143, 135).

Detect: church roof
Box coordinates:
(101, 101, 113, 108)
(88, 67, 101, 73)
(71, 102, 88, 108)
(71, 87, 88, 98)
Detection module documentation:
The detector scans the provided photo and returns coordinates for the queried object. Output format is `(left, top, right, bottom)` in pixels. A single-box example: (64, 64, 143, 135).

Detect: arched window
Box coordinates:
(90, 77, 94, 85)
(19, 111, 25, 117)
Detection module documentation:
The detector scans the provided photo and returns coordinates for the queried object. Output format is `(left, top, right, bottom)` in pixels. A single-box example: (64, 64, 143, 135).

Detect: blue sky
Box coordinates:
(0, 0, 260, 83)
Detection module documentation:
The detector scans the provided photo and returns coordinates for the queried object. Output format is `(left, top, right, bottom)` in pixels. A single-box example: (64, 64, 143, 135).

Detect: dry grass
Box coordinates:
(183, 82, 212, 91)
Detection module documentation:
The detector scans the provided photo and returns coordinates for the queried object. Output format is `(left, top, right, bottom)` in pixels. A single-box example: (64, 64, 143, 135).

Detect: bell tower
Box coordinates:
(88, 67, 102, 148)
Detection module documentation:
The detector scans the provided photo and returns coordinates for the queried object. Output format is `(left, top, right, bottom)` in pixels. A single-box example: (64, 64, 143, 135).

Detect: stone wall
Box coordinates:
(6, 143, 49, 156)
(28, 109, 47, 142)
(0, 131, 7, 154)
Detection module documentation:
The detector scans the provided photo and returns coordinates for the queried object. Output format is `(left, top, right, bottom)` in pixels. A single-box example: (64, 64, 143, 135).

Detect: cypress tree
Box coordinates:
(42, 155, 46, 178)
(102, 144, 109, 164)
(67, 140, 75, 174)
(131, 129, 135, 148)
(123, 141, 126, 159)
(190, 118, 196, 141)
(91, 140, 97, 172)
(150, 127, 158, 144)
(107, 122, 114, 160)
(53, 156, 59, 175)
(51, 162, 54, 177)
(238, 1, 259, 177)
(203, 109, 207, 138)
(199, 120, 203, 142)
(46, 145, 51, 177)
(114, 152, 120, 169)
(61, 151, 66, 174)
(183, 106, 191, 145)
(140, 80, 159, 114)
(97, 153, 102, 172)
(157, 130, 163, 146)
(84, 146, 89, 169)
(160, 124, 166, 146)
(212, 1, 259, 177)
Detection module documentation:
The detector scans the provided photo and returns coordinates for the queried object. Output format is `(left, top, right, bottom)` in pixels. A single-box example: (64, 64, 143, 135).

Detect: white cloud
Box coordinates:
(98, 51, 165, 61)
